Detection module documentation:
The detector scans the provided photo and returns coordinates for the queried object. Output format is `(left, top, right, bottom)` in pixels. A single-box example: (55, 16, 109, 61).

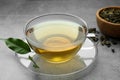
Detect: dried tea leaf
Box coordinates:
(111, 49, 115, 53)
(111, 40, 117, 45)
(88, 28, 96, 33)
(100, 8, 120, 23)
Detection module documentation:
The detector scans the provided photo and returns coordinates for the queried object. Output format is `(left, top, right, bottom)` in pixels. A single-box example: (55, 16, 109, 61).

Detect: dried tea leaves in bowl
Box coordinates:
(100, 8, 120, 24)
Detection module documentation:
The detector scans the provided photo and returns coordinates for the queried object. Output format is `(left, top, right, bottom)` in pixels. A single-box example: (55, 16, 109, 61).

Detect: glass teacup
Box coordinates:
(24, 13, 88, 63)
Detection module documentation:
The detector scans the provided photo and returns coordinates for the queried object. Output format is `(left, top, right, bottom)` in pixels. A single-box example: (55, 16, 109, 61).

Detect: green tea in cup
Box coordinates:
(25, 14, 87, 63)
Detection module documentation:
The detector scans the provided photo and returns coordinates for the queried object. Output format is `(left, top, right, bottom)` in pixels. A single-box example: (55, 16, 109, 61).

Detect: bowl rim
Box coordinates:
(96, 6, 120, 26)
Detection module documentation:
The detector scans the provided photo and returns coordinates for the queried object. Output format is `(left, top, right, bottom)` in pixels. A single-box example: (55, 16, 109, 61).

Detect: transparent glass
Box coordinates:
(24, 13, 88, 63)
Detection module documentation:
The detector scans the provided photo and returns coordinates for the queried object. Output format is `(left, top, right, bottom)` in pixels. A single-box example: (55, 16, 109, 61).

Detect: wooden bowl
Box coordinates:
(96, 6, 120, 38)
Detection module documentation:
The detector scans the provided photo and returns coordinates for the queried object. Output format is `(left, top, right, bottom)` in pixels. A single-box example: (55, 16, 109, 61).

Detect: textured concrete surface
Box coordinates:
(0, 0, 120, 80)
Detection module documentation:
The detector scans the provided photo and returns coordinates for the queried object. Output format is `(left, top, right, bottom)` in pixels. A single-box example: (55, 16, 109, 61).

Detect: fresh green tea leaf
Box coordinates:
(5, 38, 31, 54)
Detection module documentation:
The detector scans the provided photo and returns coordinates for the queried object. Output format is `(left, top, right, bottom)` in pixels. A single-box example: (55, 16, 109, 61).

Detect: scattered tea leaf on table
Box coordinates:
(111, 49, 115, 53)
(111, 40, 118, 45)
(88, 37, 99, 42)
(88, 28, 96, 33)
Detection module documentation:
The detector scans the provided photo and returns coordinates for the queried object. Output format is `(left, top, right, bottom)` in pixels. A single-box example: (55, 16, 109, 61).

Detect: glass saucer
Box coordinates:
(16, 38, 98, 80)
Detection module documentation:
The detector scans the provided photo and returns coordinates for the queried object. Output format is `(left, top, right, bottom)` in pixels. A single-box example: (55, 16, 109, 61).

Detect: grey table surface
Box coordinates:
(0, 0, 120, 80)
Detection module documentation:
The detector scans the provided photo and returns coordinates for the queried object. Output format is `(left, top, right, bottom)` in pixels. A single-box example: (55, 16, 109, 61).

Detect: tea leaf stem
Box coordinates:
(28, 56, 39, 68)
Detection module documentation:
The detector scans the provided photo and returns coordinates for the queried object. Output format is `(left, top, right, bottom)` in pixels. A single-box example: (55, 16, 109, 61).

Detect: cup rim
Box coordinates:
(24, 13, 88, 48)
